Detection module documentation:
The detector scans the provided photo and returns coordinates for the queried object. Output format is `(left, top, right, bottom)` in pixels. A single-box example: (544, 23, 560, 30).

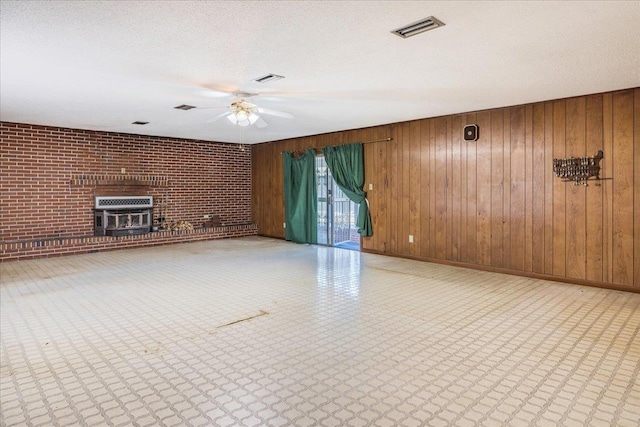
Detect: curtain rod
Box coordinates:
(281, 137, 393, 154)
(357, 137, 393, 145)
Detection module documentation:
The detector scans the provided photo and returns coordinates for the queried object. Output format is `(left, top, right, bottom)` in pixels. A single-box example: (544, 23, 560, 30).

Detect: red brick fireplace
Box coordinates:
(0, 122, 256, 260)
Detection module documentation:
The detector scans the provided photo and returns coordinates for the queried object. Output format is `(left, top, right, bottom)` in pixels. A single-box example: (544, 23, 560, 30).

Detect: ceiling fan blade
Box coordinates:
(204, 89, 234, 98)
(257, 107, 294, 119)
(206, 112, 230, 123)
(254, 117, 268, 128)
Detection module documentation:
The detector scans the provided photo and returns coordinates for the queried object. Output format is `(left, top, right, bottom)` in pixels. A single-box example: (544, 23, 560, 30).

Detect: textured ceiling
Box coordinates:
(1, 1, 639, 144)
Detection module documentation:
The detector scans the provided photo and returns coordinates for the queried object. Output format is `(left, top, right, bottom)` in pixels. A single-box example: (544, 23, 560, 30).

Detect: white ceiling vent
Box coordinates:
(391, 16, 445, 38)
(234, 91, 258, 98)
(252, 74, 285, 83)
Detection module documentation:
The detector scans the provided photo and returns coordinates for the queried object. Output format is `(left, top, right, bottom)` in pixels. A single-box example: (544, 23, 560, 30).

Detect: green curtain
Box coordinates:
(283, 149, 317, 244)
(321, 143, 372, 237)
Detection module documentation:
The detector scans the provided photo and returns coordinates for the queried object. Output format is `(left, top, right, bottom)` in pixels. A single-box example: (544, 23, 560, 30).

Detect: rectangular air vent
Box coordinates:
(174, 104, 196, 110)
(391, 16, 445, 38)
(252, 74, 285, 83)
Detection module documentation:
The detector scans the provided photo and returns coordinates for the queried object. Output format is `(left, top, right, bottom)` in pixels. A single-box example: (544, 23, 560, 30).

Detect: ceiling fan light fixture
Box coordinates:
(221, 99, 290, 128)
(236, 110, 248, 122)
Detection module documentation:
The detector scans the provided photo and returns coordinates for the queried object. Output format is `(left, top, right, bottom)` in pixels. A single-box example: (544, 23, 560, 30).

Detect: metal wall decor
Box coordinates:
(553, 150, 603, 186)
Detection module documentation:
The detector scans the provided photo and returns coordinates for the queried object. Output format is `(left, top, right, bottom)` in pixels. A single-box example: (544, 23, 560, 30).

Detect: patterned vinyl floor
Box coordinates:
(1, 236, 639, 427)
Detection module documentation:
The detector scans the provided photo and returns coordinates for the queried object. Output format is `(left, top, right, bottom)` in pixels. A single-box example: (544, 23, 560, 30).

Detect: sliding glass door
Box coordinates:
(316, 155, 360, 250)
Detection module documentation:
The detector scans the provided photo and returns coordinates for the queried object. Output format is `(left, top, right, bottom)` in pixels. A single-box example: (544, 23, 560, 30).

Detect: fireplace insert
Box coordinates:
(94, 196, 153, 236)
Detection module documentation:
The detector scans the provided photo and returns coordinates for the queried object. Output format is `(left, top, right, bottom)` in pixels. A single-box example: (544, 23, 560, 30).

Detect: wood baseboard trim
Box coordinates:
(257, 233, 286, 240)
(361, 248, 639, 294)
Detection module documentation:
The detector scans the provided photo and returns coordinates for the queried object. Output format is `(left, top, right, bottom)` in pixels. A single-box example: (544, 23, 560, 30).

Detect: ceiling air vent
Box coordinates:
(391, 16, 445, 38)
(132, 121, 149, 125)
(174, 104, 196, 110)
(252, 74, 285, 84)
(234, 91, 258, 98)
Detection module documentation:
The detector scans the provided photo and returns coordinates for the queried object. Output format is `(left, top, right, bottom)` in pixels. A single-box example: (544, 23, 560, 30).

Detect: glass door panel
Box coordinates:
(316, 156, 329, 245)
(316, 155, 360, 250)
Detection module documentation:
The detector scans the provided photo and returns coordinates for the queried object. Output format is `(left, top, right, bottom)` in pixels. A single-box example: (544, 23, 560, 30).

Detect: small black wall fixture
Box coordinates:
(463, 124, 478, 141)
(553, 150, 604, 186)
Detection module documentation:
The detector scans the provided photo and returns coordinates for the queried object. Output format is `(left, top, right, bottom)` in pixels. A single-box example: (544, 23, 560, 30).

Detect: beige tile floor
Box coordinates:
(1, 236, 639, 427)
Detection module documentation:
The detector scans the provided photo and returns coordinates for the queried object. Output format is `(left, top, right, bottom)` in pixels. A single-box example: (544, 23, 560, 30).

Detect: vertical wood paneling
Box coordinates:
(376, 127, 389, 253)
(276, 136, 283, 237)
(502, 109, 512, 268)
(269, 141, 277, 236)
(459, 116, 467, 262)
(409, 121, 421, 255)
(552, 100, 567, 276)
(612, 90, 634, 286)
(276, 141, 285, 236)
(585, 95, 604, 282)
(451, 115, 462, 261)
(476, 111, 492, 266)
(532, 103, 546, 273)
(490, 109, 504, 268)
(602, 93, 614, 283)
(401, 123, 411, 254)
(263, 141, 273, 236)
(389, 125, 399, 253)
(371, 131, 380, 250)
(510, 106, 526, 271)
(544, 102, 557, 275)
(252, 88, 639, 290)
(524, 105, 534, 272)
(446, 117, 454, 260)
(429, 119, 437, 258)
(251, 145, 260, 230)
(420, 119, 430, 258)
(565, 97, 587, 280)
(368, 127, 378, 250)
(385, 127, 393, 253)
(544, 102, 555, 275)
(363, 131, 375, 251)
(256, 143, 265, 233)
(435, 117, 448, 259)
(466, 113, 478, 264)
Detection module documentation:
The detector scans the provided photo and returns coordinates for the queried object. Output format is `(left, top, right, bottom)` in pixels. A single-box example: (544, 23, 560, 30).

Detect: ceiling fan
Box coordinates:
(200, 92, 294, 128)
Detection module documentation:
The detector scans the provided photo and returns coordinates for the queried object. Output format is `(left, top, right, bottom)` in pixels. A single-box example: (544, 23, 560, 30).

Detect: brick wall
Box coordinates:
(1, 122, 252, 242)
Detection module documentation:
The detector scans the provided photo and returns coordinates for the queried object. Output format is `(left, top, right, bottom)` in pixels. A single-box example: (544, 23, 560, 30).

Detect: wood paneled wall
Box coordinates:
(252, 88, 640, 291)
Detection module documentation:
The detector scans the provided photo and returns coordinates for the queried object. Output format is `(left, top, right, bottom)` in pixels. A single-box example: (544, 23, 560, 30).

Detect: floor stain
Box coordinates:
(369, 266, 422, 277)
(143, 341, 164, 356)
(217, 310, 269, 329)
(0, 364, 17, 378)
